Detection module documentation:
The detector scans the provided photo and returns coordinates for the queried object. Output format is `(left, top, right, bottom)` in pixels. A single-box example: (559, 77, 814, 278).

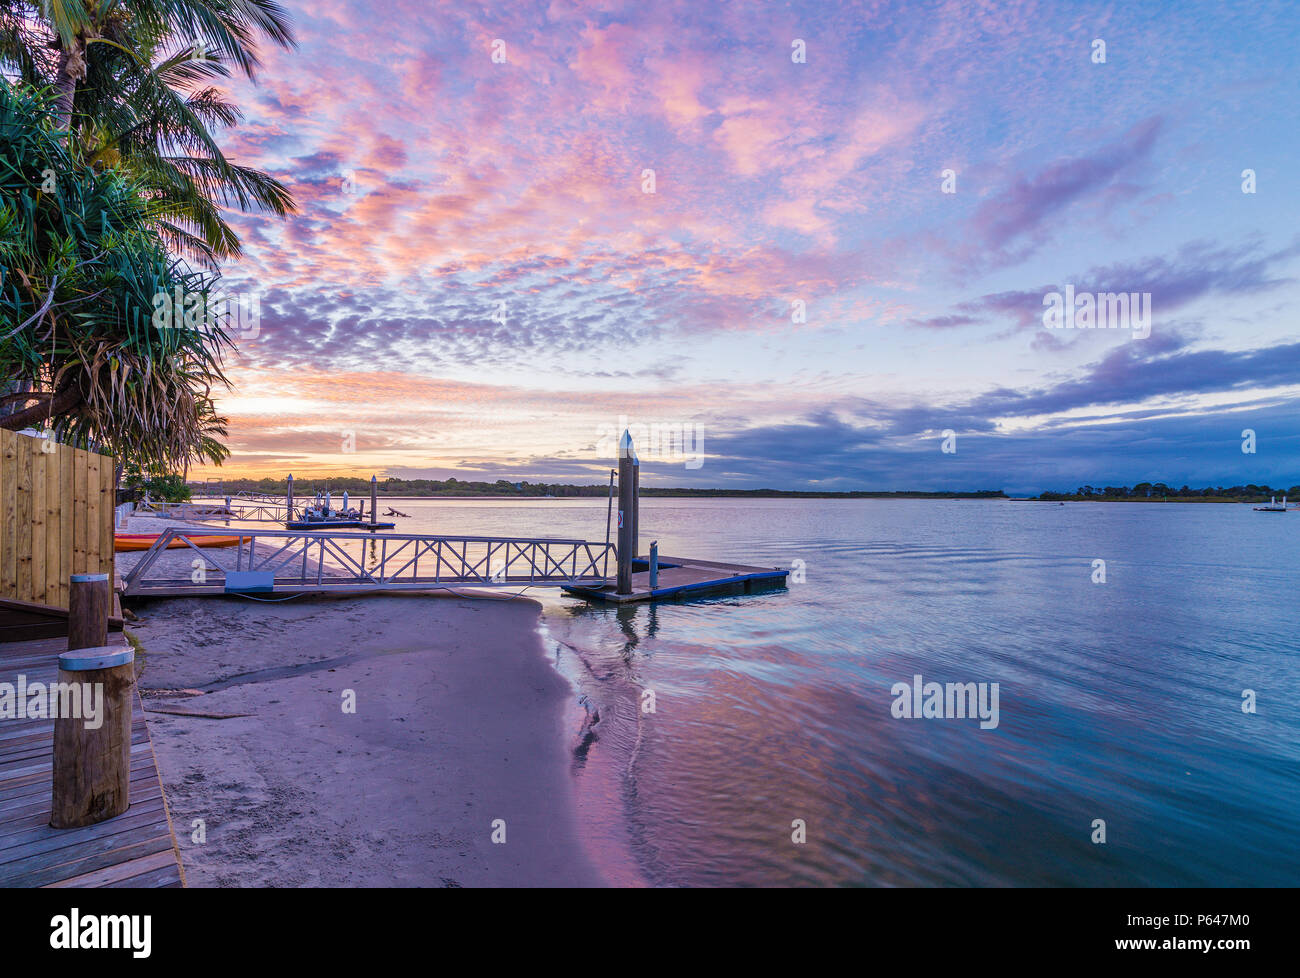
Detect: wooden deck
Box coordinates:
(561, 554, 788, 604)
(0, 595, 125, 643)
(0, 636, 184, 887)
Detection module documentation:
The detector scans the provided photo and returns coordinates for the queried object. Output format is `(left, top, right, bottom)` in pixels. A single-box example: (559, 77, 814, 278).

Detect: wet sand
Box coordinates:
(125, 590, 607, 887)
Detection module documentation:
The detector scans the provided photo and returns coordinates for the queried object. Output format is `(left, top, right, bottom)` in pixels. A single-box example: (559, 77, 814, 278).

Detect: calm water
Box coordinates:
(235, 496, 1300, 886)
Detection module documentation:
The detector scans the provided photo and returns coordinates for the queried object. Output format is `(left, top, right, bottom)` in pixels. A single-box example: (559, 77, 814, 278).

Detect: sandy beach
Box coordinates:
(122, 588, 606, 887)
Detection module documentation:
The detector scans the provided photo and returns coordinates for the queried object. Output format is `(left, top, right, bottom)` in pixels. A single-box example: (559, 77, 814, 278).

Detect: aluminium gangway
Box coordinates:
(121, 527, 615, 597)
(143, 498, 295, 522)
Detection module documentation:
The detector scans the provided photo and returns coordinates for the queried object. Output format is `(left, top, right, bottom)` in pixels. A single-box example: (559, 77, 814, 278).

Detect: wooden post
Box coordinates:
(649, 540, 659, 589)
(50, 644, 135, 828)
(603, 468, 615, 549)
(616, 431, 635, 594)
(286, 473, 294, 520)
(67, 572, 109, 650)
(631, 459, 640, 560)
(371, 475, 379, 525)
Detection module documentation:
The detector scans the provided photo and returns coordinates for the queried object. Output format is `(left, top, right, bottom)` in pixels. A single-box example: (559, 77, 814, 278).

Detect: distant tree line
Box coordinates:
(1036, 483, 1300, 502)
(185, 476, 1300, 502)
(192, 476, 1009, 500)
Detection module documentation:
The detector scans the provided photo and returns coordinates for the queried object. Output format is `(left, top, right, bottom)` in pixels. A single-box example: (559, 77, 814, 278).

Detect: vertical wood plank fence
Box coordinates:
(0, 428, 115, 610)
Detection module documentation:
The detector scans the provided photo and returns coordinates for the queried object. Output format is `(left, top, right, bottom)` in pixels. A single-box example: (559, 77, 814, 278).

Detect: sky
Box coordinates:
(199, 0, 1300, 494)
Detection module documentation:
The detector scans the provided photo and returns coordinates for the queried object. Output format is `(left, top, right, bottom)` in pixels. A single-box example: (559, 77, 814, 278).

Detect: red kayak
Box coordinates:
(114, 533, 240, 552)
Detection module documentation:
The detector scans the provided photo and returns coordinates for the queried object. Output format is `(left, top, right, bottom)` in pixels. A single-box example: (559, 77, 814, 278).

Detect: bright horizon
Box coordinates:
(197, 0, 1300, 495)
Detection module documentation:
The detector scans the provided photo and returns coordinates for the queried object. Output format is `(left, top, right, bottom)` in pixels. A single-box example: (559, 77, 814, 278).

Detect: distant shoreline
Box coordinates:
(195, 488, 1010, 500)
(1010, 496, 1280, 504)
(191, 478, 1296, 504)
(191, 490, 1288, 504)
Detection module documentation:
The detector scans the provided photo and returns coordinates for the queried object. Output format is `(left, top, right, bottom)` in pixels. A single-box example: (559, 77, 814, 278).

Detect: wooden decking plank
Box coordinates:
(0, 812, 170, 868)
(0, 722, 57, 746)
(47, 848, 180, 889)
(0, 763, 158, 813)
(0, 735, 156, 782)
(0, 727, 61, 751)
(0, 828, 174, 887)
(0, 796, 166, 847)
(0, 801, 169, 857)
(0, 717, 149, 756)
(0, 721, 151, 759)
(0, 635, 66, 657)
(99, 861, 185, 888)
(0, 654, 61, 672)
(0, 778, 164, 831)
(0, 735, 59, 762)
(0, 753, 159, 800)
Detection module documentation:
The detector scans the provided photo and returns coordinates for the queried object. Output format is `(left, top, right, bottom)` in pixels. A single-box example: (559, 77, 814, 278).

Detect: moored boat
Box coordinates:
(285, 489, 394, 529)
(1253, 495, 1289, 512)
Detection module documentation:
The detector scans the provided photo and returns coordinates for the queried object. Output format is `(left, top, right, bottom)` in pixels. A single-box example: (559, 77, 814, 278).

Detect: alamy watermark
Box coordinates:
(0, 675, 104, 729)
(152, 287, 261, 339)
(596, 415, 705, 469)
(50, 909, 150, 958)
(1042, 285, 1150, 339)
(890, 673, 1000, 729)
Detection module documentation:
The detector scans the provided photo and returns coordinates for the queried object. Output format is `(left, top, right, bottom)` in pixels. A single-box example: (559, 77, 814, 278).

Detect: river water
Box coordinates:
(224, 495, 1300, 886)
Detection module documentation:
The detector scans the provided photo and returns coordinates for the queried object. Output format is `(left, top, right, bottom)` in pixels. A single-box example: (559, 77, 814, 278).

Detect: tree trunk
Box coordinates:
(0, 385, 83, 431)
(0, 379, 32, 418)
(52, 37, 87, 133)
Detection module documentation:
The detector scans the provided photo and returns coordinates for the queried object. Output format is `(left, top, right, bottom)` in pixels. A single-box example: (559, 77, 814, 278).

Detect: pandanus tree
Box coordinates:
(0, 83, 230, 469)
(0, 0, 296, 471)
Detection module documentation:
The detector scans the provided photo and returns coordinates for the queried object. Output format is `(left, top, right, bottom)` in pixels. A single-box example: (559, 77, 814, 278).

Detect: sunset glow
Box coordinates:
(202, 0, 1300, 491)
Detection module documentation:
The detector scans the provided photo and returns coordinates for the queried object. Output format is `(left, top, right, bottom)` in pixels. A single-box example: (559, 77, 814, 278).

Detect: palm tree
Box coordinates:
(0, 0, 296, 263)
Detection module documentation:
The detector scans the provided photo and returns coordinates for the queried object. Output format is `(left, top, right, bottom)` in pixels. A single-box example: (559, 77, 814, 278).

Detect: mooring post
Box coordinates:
(649, 540, 659, 589)
(67, 573, 109, 651)
(371, 474, 379, 525)
(632, 456, 640, 560)
(617, 431, 635, 594)
(50, 644, 135, 828)
(604, 468, 615, 548)
(286, 472, 295, 520)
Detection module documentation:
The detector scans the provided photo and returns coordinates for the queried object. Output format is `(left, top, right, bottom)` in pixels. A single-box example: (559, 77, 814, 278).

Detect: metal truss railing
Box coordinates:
(216, 500, 296, 522)
(121, 527, 615, 596)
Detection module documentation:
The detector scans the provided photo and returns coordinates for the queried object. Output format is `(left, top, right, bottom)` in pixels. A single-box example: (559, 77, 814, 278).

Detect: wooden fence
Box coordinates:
(0, 428, 115, 610)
